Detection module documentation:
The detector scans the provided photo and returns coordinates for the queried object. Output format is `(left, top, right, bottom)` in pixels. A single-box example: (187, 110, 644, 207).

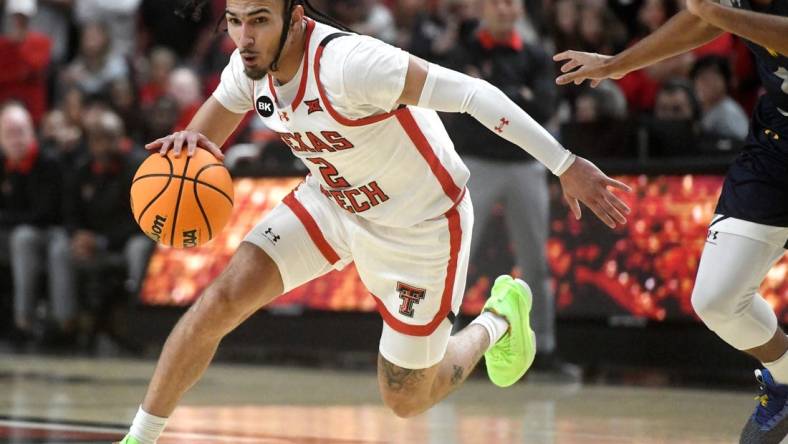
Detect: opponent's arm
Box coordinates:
(144, 96, 246, 160)
(398, 56, 631, 228)
(689, 0, 788, 56)
(554, 10, 723, 86)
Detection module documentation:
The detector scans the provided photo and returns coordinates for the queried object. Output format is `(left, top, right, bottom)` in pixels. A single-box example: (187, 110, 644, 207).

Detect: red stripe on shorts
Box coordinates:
(282, 192, 340, 265)
(372, 204, 462, 336)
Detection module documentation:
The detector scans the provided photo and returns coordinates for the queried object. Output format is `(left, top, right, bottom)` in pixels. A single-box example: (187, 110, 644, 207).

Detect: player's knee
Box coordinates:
(381, 391, 425, 418)
(378, 356, 434, 418)
(691, 281, 745, 326)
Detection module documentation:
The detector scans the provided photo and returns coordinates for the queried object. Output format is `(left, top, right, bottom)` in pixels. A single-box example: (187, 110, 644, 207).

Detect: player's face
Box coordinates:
(0, 107, 35, 162)
(225, 0, 286, 80)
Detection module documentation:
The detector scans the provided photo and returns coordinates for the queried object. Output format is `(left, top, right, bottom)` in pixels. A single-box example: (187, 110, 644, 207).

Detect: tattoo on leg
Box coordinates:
(381, 358, 426, 393)
(451, 365, 464, 386)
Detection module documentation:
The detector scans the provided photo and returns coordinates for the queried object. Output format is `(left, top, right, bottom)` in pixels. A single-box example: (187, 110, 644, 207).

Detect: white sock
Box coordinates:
(129, 406, 168, 444)
(764, 344, 788, 385)
(470, 311, 510, 351)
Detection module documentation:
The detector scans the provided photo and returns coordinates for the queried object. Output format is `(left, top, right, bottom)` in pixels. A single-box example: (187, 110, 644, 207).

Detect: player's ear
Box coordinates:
(290, 4, 305, 30)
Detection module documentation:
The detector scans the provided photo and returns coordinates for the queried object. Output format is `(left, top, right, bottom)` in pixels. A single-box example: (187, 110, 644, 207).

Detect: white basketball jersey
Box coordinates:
(215, 19, 470, 227)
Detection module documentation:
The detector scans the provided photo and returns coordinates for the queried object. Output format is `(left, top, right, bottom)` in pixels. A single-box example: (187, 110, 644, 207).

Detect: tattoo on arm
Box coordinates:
(380, 358, 426, 393)
(451, 365, 464, 386)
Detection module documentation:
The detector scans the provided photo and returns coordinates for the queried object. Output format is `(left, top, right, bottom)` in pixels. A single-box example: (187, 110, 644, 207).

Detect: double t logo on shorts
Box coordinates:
(397, 282, 426, 318)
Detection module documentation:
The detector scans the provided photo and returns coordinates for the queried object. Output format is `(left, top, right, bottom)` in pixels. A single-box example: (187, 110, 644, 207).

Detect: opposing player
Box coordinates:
(555, 0, 787, 442)
(116, 0, 630, 442)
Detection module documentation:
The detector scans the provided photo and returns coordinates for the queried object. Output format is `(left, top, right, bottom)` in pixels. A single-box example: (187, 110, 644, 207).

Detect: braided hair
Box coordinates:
(176, 0, 353, 71)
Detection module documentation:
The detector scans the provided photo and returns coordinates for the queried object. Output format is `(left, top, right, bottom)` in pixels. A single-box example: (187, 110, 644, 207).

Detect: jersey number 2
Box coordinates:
(307, 157, 351, 188)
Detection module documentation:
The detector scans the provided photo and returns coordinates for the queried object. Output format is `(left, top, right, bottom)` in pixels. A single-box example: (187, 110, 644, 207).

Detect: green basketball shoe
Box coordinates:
(483, 275, 537, 387)
(116, 435, 142, 444)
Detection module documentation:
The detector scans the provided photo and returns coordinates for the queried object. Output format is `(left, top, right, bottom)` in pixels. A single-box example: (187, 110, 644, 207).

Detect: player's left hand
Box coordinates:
(558, 157, 631, 229)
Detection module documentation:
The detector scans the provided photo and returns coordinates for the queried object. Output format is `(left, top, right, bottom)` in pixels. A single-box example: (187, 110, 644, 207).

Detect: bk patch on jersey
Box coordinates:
(256, 95, 275, 118)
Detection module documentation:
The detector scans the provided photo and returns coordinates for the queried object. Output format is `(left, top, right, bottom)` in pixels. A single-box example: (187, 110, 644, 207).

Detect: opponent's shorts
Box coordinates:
(244, 176, 473, 369)
(708, 214, 788, 250)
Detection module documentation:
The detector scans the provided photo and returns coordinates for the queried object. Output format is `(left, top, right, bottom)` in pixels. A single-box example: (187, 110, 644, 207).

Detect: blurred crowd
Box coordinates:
(0, 0, 762, 350)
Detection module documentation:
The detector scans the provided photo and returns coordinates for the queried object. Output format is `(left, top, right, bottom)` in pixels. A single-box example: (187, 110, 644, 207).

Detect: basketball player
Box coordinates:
(116, 1, 631, 442)
(555, 0, 787, 441)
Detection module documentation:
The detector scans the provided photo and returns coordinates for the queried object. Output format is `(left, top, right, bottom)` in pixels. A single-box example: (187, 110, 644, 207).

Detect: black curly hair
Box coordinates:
(176, 0, 352, 71)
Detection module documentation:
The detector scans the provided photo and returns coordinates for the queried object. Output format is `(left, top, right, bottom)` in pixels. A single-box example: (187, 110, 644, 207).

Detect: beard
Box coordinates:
(244, 66, 268, 80)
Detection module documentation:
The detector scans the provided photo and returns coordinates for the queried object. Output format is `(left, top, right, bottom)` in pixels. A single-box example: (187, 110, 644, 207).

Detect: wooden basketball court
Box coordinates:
(0, 354, 755, 443)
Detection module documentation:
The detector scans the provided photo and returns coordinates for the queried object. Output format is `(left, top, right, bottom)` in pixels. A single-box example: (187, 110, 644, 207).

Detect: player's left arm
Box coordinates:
(688, 0, 788, 56)
(398, 56, 631, 229)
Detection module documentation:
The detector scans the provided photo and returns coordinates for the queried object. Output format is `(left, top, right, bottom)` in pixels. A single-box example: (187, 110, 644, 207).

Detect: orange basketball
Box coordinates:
(130, 149, 234, 248)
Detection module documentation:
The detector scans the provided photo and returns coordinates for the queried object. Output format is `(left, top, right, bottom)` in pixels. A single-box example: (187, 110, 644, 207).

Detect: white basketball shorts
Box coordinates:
(244, 176, 473, 369)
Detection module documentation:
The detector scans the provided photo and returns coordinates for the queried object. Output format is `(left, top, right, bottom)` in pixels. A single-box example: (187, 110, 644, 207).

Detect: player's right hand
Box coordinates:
(553, 51, 624, 87)
(145, 130, 225, 160)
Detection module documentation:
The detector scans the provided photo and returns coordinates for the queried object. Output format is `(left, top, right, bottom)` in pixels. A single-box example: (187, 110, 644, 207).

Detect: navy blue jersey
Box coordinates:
(713, 0, 788, 227)
(722, 0, 788, 114)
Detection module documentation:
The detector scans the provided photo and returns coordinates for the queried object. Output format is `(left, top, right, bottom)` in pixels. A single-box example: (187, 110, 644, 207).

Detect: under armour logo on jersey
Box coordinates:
(264, 227, 280, 244)
(256, 96, 274, 118)
(495, 117, 510, 133)
(279, 111, 290, 122)
(305, 98, 323, 114)
(396, 282, 426, 318)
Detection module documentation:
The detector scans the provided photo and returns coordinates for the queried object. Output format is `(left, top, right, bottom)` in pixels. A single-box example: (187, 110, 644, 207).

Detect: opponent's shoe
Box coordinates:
(482, 275, 537, 387)
(740, 368, 788, 444)
(115, 435, 142, 444)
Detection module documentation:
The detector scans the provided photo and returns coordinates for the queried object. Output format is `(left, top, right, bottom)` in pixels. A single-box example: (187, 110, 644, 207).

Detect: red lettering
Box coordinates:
(305, 132, 335, 152)
(291, 133, 314, 152)
(322, 131, 354, 150)
(279, 133, 299, 151)
(307, 158, 351, 188)
(345, 189, 371, 213)
(359, 181, 389, 206)
(328, 190, 352, 212)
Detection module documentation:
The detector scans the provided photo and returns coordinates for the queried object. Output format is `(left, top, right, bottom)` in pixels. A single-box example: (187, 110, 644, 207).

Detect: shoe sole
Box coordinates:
(488, 276, 537, 387)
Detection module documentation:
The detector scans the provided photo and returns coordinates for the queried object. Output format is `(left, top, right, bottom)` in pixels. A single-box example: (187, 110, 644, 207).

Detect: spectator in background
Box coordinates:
(0, 102, 66, 343)
(447, 0, 578, 378)
(573, 84, 627, 123)
(139, 0, 213, 61)
(647, 79, 702, 156)
(408, 0, 479, 64)
(577, 3, 625, 55)
(28, 0, 73, 65)
(74, 0, 141, 58)
(62, 111, 152, 323)
(0, 0, 52, 124)
(654, 79, 701, 122)
(109, 77, 144, 143)
(40, 109, 83, 168)
(167, 67, 204, 132)
(616, 0, 693, 114)
(328, 0, 397, 43)
(549, 0, 582, 55)
(391, 0, 421, 49)
(691, 55, 748, 141)
(142, 95, 180, 143)
(140, 47, 177, 108)
(61, 21, 130, 97)
(40, 87, 86, 173)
